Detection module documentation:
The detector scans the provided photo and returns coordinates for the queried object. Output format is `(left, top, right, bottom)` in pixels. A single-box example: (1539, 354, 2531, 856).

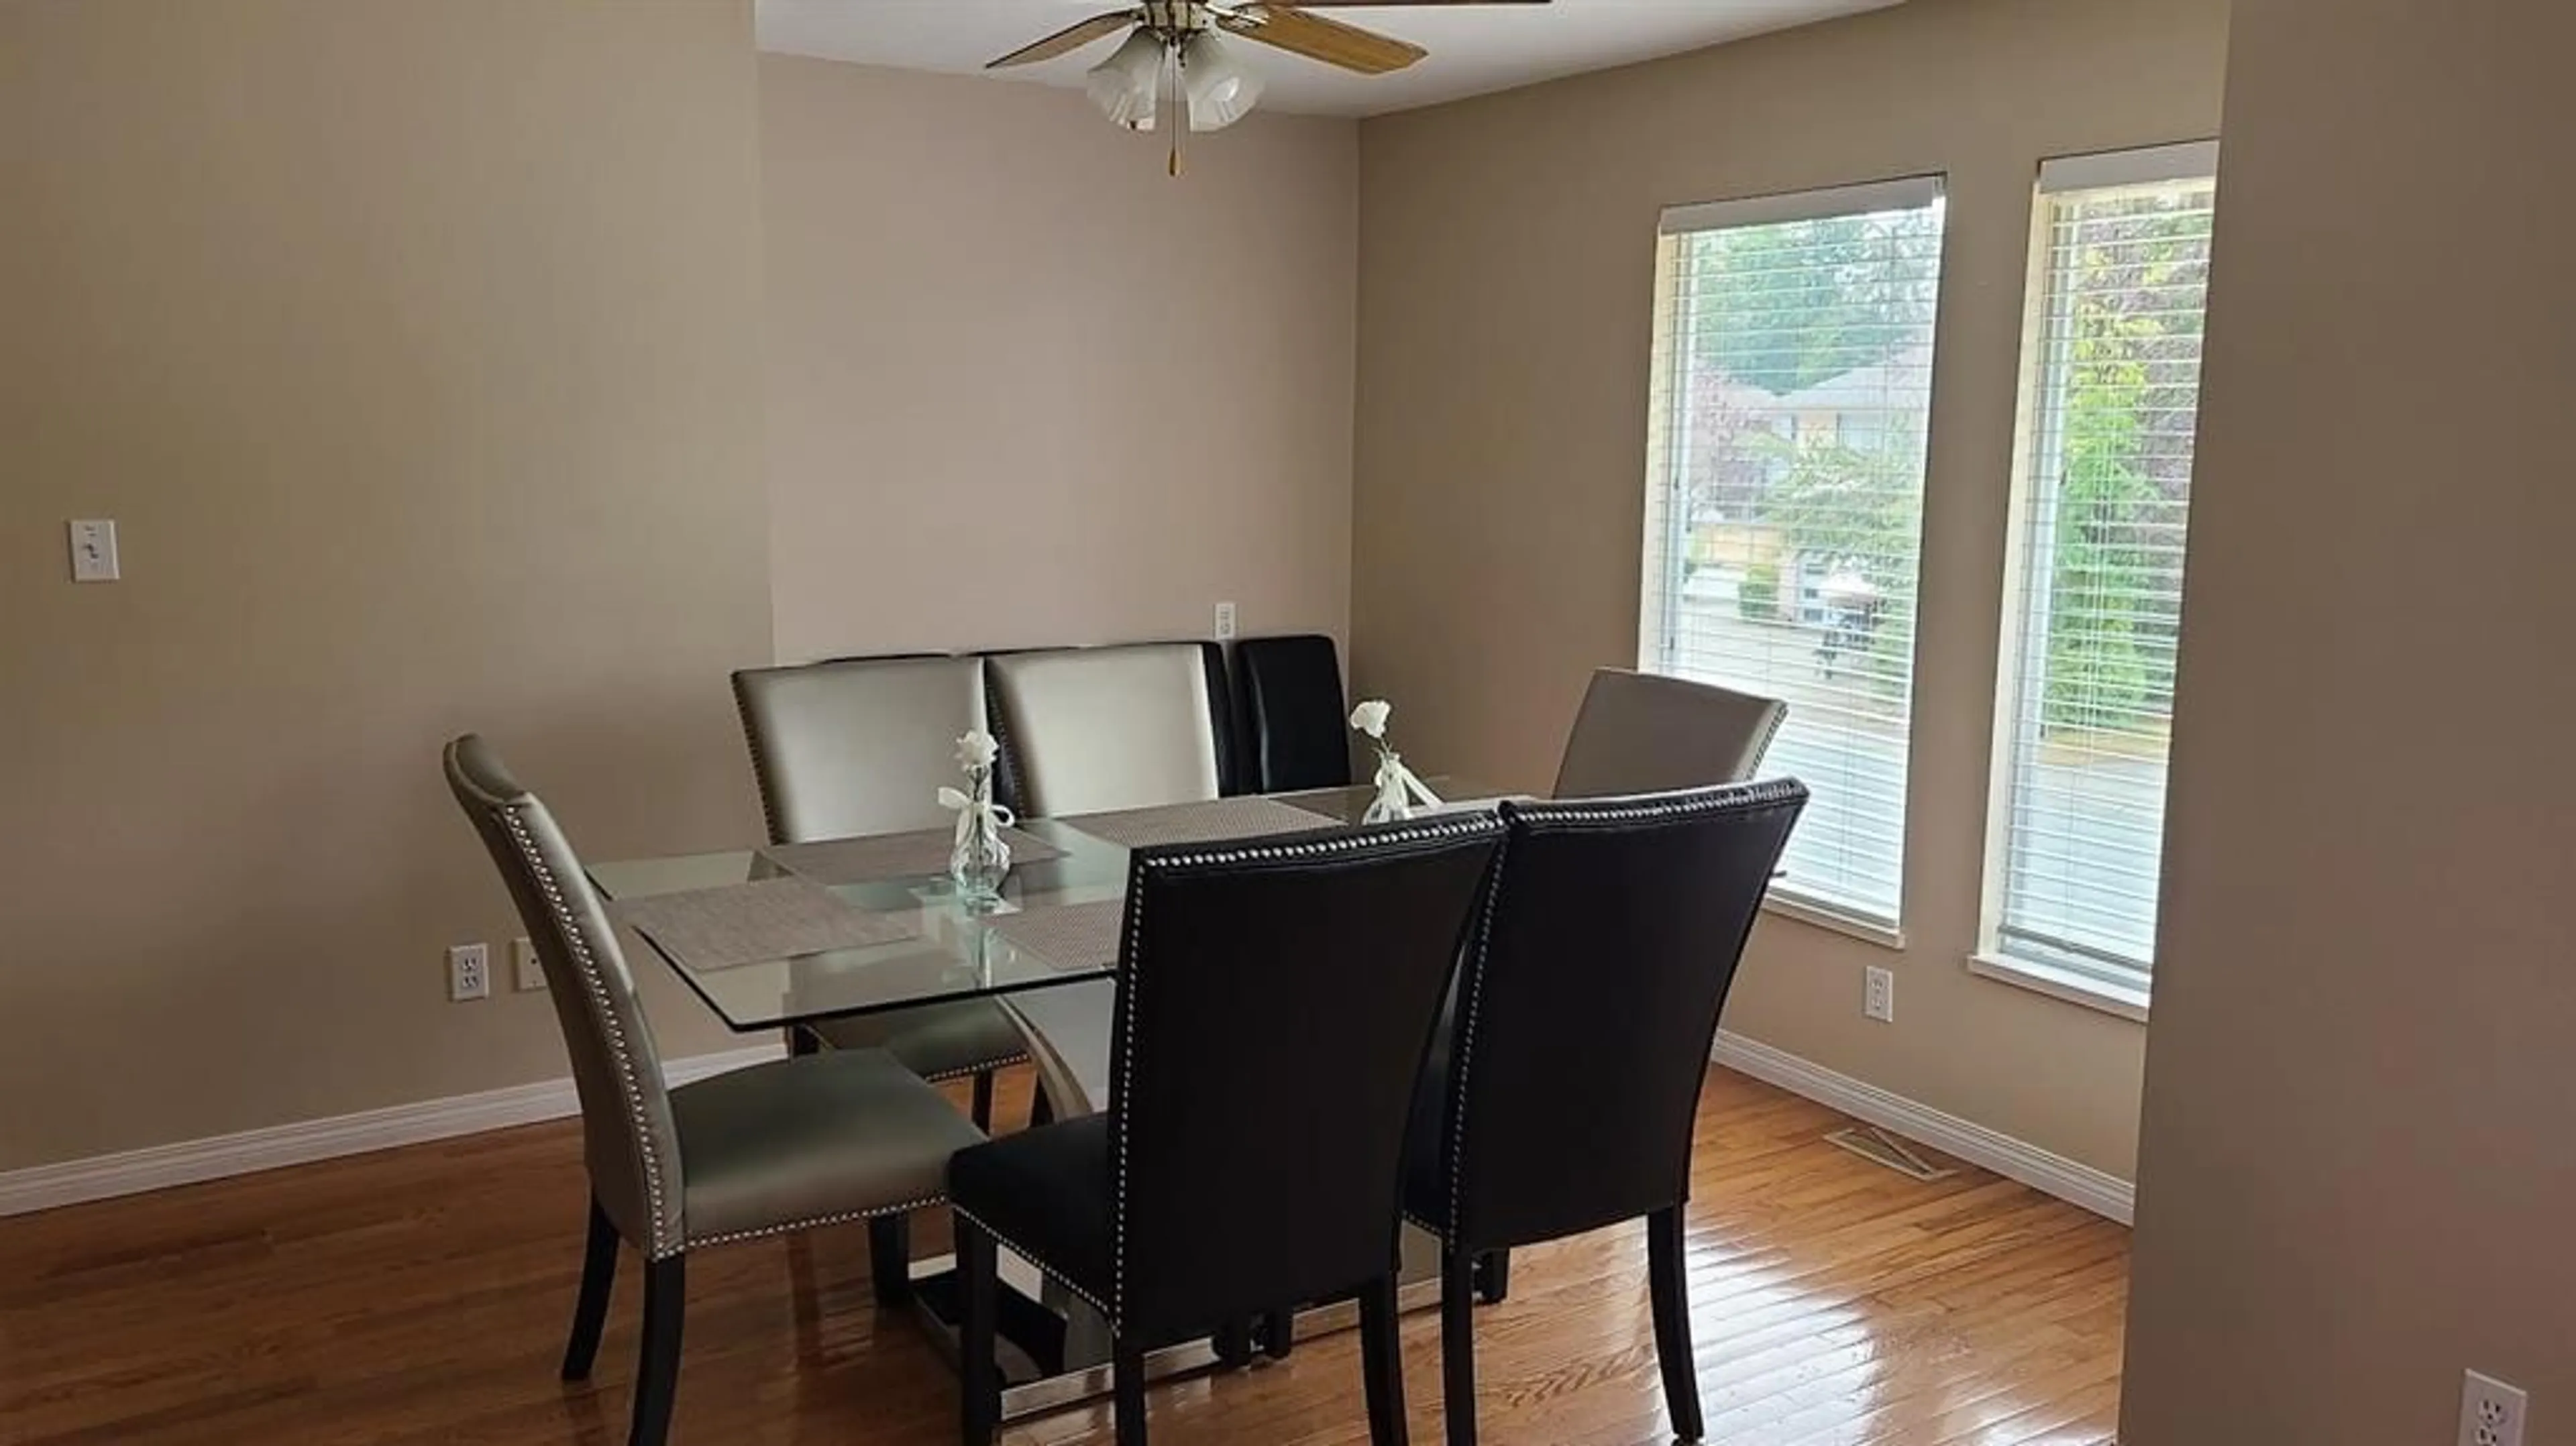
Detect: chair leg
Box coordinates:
(959, 1217, 1000, 1446)
(787, 1025, 819, 1057)
(1113, 1341, 1149, 1446)
(1647, 1206, 1703, 1442)
(869, 1212, 913, 1309)
(561, 1197, 620, 1380)
(1260, 1306, 1296, 1360)
(1474, 1249, 1511, 1306)
(629, 1254, 686, 1446)
(1360, 1274, 1410, 1446)
(1440, 1246, 1479, 1446)
(970, 1070, 996, 1131)
(1213, 1317, 1254, 1369)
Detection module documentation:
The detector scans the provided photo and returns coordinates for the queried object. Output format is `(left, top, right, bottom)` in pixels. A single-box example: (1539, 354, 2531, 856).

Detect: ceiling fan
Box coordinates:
(989, 0, 1550, 163)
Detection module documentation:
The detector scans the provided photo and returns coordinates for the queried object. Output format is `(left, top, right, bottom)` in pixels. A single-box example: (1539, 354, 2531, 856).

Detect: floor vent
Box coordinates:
(1824, 1123, 1957, 1182)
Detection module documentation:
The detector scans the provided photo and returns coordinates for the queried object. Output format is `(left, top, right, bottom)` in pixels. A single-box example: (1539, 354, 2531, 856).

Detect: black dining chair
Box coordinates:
(1405, 781, 1807, 1446)
(947, 812, 1507, 1446)
(1231, 632, 1354, 793)
(1464, 671, 1788, 1312)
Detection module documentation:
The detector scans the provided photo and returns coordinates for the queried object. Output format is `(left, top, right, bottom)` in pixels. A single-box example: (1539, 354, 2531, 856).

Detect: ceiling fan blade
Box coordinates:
(985, 11, 1139, 69)
(1219, 3, 1427, 75)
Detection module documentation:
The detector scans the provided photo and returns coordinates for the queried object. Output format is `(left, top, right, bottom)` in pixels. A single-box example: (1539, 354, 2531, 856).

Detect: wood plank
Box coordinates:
(0, 1067, 2130, 1444)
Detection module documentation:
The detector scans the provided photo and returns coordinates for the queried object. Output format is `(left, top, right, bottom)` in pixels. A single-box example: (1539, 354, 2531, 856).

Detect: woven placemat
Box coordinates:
(760, 826, 1061, 886)
(613, 876, 919, 970)
(1059, 795, 1336, 851)
(989, 899, 1128, 973)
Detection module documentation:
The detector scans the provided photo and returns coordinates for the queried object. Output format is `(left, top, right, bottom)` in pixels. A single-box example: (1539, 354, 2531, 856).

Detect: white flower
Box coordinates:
(1349, 699, 1393, 740)
(955, 730, 1000, 771)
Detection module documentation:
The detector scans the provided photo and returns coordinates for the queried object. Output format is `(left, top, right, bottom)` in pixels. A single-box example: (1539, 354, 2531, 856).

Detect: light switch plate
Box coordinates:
(1214, 600, 1238, 641)
(513, 937, 545, 993)
(68, 520, 119, 582)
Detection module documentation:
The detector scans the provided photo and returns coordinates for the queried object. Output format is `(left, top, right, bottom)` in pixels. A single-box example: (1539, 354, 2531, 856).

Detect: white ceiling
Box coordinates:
(756, 1, 1904, 119)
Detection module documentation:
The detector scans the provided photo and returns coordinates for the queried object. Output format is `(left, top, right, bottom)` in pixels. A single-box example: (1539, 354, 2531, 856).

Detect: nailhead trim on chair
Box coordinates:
(803, 1030, 1030, 1082)
(498, 805, 682, 1261)
(1443, 829, 1510, 1247)
(1108, 811, 1507, 1334)
(688, 1192, 947, 1250)
(918, 1052, 1034, 1083)
(1508, 777, 1807, 832)
(1750, 707, 1788, 777)
(728, 677, 789, 846)
(953, 1205, 1117, 1321)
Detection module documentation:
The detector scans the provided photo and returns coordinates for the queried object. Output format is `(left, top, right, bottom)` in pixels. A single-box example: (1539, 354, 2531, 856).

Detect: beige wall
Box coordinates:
(2122, 0, 2576, 1436)
(1352, 0, 2231, 1178)
(0, 0, 771, 1170)
(761, 56, 1357, 662)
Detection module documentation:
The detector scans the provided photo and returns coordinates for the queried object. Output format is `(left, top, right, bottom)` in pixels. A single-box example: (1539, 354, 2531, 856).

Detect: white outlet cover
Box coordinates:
(2459, 1370, 2528, 1446)
(1214, 601, 1238, 641)
(513, 936, 545, 993)
(1864, 965, 1895, 1023)
(447, 943, 491, 1003)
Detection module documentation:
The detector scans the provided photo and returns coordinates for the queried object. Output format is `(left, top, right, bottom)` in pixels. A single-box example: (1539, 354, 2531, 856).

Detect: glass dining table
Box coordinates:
(586, 779, 1509, 1423)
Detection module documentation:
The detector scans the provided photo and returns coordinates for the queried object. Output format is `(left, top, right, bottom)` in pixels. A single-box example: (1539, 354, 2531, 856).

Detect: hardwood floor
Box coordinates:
(0, 1067, 2127, 1445)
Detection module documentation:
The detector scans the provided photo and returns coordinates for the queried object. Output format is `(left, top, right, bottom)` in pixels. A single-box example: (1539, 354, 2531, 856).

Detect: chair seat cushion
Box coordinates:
(673, 1050, 984, 1247)
(946, 1113, 1115, 1315)
(807, 998, 1031, 1082)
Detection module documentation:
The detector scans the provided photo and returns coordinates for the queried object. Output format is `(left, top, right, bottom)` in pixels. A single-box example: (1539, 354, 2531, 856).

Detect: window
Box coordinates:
(1990, 143, 2218, 989)
(1642, 178, 1947, 930)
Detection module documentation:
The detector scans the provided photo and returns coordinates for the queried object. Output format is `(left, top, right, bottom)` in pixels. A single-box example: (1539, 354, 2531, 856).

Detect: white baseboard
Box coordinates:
(0, 1044, 786, 1220)
(1712, 1029, 2135, 1225)
(6, 1032, 2132, 1227)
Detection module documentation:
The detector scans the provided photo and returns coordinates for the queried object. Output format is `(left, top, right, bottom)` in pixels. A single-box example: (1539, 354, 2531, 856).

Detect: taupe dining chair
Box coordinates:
(984, 643, 1232, 816)
(444, 735, 983, 1446)
(1552, 667, 1786, 799)
(733, 656, 1037, 1129)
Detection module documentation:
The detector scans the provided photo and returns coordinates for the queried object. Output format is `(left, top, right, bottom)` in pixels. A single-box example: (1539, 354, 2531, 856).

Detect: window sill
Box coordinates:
(1967, 951, 2150, 1023)
(1762, 891, 1907, 952)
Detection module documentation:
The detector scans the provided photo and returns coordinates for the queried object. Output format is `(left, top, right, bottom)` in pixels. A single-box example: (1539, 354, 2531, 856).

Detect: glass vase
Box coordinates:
(949, 770, 1013, 911)
(1362, 748, 1414, 824)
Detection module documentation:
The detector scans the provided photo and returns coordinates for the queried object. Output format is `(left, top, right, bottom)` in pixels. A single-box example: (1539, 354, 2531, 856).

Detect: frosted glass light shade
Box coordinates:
(1181, 33, 1262, 132)
(1087, 31, 1165, 132)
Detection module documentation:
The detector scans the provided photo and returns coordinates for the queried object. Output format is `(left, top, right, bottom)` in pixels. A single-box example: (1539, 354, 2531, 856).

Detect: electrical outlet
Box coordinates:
(68, 519, 120, 582)
(447, 943, 490, 1002)
(1864, 965, 1894, 1023)
(1214, 600, 1238, 641)
(512, 936, 545, 993)
(2459, 1370, 2528, 1446)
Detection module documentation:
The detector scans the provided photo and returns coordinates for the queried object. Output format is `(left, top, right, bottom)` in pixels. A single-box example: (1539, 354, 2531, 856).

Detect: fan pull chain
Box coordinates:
(1167, 42, 1184, 178)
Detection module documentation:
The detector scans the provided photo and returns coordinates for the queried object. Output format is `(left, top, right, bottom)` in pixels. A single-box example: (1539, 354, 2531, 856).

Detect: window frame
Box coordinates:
(1980, 141, 2220, 1007)
(1640, 174, 1950, 936)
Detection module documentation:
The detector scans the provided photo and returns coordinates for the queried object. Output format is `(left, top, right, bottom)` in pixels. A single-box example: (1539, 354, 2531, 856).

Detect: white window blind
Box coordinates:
(1992, 147, 2218, 983)
(1642, 178, 1947, 929)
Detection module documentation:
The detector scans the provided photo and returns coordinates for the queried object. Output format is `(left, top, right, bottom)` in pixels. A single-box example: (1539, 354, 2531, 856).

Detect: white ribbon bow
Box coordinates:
(1365, 749, 1444, 824)
(939, 785, 1016, 846)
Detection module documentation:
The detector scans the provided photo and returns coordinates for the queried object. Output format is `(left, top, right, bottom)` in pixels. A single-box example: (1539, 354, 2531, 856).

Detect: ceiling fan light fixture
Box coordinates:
(1085, 30, 1166, 131)
(1180, 32, 1263, 133)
